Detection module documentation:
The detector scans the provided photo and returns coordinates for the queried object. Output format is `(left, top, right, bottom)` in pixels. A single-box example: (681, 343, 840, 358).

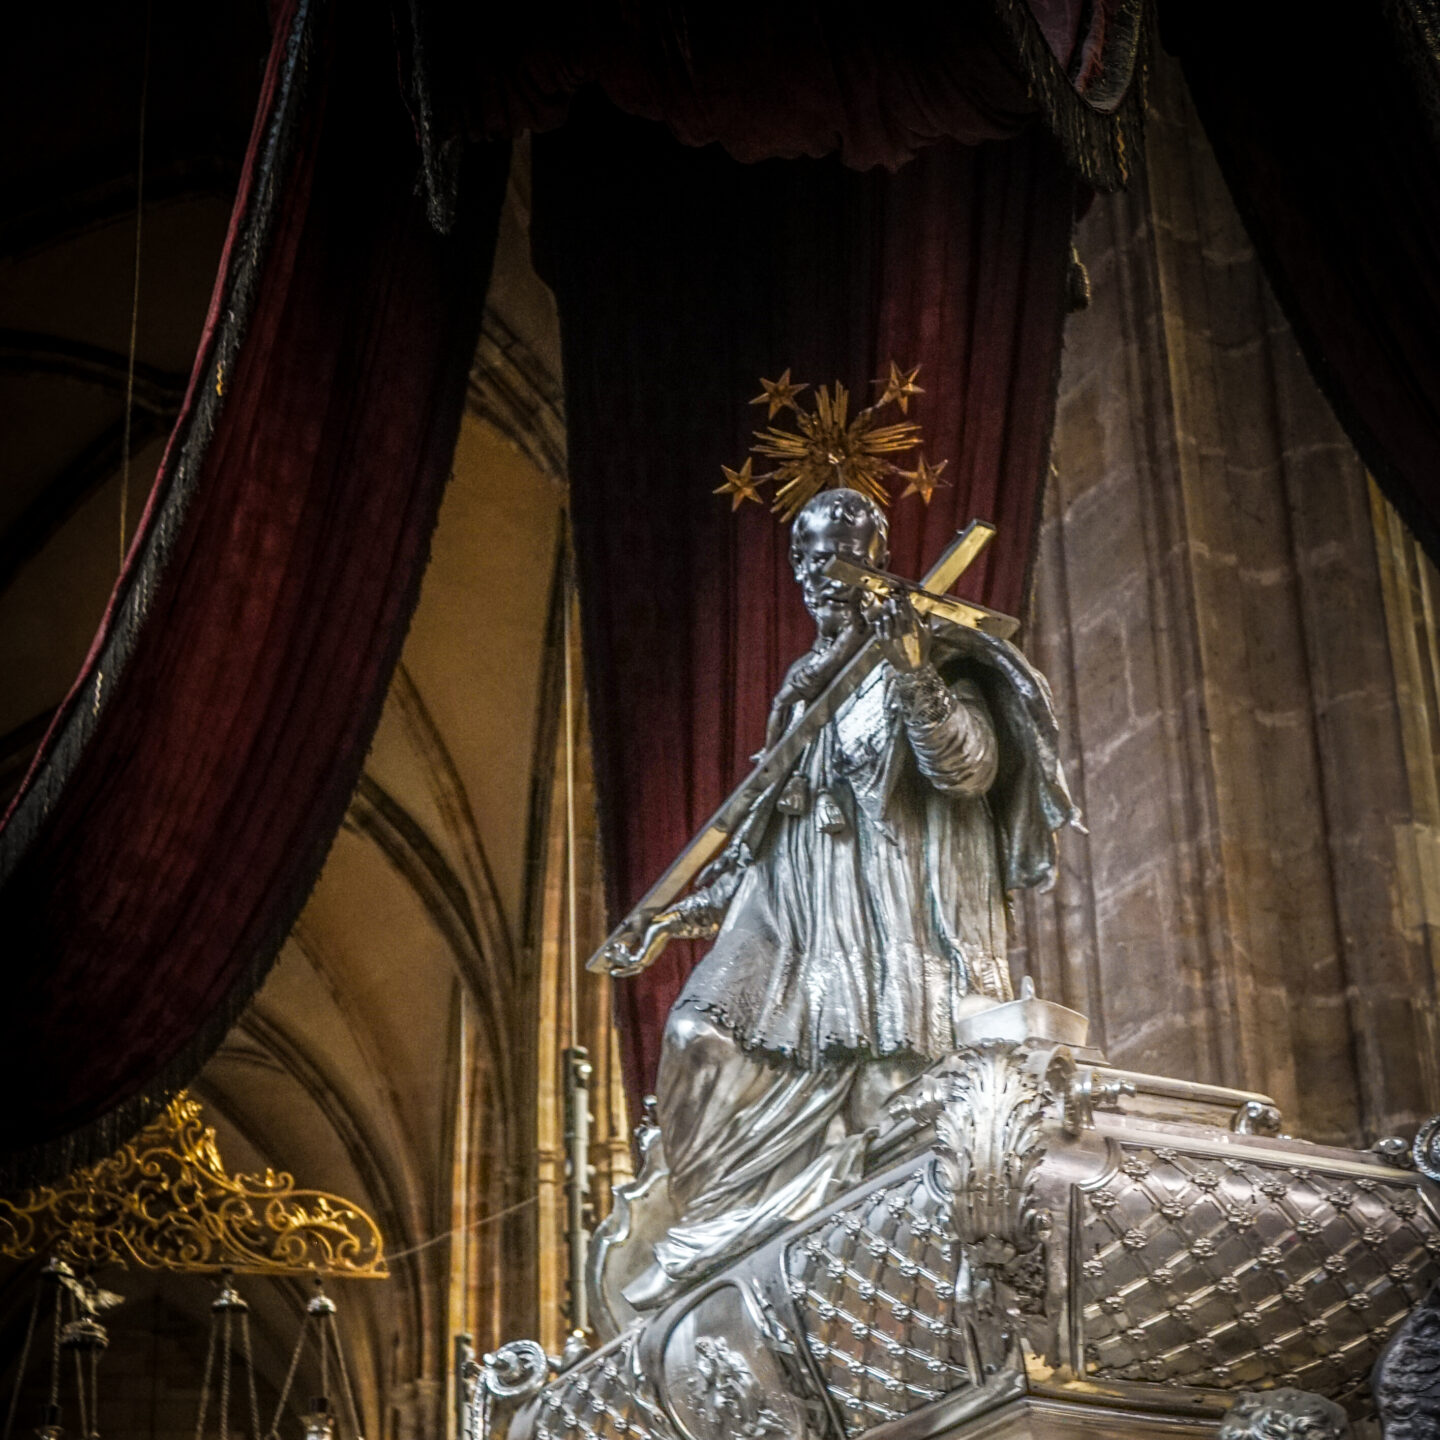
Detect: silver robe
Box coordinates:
(677, 664, 1008, 1063)
(645, 656, 1013, 1293)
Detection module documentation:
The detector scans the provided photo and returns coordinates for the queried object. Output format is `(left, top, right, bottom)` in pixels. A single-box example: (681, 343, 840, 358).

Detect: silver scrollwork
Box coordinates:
(1412, 1116, 1440, 1182)
(682, 1336, 791, 1440)
(1217, 1388, 1349, 1440)
(466, 1340, 551, 1440)
(896, 1040, 1053, 1268)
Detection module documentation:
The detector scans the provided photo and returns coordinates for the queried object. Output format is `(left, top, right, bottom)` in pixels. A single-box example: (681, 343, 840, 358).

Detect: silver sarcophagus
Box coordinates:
(481, 1001, 1440, 1440)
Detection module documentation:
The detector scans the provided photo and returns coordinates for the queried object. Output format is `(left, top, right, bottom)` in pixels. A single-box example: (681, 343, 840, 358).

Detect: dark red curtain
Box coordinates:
(0, 0, 507, 1174)
(533, 100, 1078, 1102)
(454, 0, 1143, 185)
(1171, 2, 1440, 562)
(0, 0, 1141, 1171)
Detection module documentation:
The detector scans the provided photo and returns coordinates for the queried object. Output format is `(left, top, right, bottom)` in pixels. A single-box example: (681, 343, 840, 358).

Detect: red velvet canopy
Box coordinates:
(0, 0, 509, 1176)
(533, 101, 1080, 1100)
(11, 0, 1437, 1166)
(1171, 2, 1440, 564)
(0, 0, 1145, 1172)
(441, 0, 1145, 181)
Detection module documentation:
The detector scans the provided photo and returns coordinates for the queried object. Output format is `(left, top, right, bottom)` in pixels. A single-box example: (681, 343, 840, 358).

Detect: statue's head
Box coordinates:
(790, 489, 890, 636)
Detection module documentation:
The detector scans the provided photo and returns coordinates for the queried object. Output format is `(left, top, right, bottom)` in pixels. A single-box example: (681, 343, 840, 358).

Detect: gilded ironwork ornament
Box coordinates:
(0, 1093, 387, 1277)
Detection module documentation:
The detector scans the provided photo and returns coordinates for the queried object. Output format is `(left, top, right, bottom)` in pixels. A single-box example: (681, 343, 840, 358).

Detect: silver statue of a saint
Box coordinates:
(597, 488, 1078, 1317)
(486, 485, 1432, 1434)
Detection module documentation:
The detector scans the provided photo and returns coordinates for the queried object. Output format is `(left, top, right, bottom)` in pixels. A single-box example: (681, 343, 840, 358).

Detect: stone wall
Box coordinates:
(1013, 50, 1440, 1147)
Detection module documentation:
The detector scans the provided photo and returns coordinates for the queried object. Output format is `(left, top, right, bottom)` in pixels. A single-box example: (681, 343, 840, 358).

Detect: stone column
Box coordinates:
(1014, 50, 1440, 1145)
(394, 1377, 446, 1440)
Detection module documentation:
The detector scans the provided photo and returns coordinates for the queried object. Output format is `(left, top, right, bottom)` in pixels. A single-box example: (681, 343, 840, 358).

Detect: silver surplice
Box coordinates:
(676, 664, 1008, 1061)
(643, 658, 1009, 1296)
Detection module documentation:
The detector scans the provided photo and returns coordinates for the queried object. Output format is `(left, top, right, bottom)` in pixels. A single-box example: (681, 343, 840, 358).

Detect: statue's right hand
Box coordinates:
(599, 936, 647, 978)
(597, 911, 646, 977)
(599, 909, 680, 977)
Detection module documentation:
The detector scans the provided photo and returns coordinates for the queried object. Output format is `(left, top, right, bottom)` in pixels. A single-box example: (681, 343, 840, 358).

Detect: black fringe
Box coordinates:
(0, 0, 322, 1196)
(398, 0, 463, 234)
(984, 0, 1151, 193)
(1383, 0, 1440, 152)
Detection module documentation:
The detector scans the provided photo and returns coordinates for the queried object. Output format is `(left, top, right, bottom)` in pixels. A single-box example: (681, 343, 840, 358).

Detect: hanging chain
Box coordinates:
(72, 1348, 88, 1440)
(2, 1282, 41, 1440)
(218, 1310, 233, 1440)
(193, 1308, 219, 1440)
(87, 1348, 101, 1440)
(241, 1312, 261, 1440)
(48, 1279, 64, 1410)
(330, 1314, 363, 1440)
(267, 1311, 308, 1440)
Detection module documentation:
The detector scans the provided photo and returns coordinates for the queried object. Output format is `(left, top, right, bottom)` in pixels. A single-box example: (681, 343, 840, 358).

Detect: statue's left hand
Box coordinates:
(866, 592, 931, 673)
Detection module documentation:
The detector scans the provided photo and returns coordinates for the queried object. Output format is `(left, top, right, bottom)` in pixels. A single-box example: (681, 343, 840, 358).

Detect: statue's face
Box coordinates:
(791, 509, 887, 637)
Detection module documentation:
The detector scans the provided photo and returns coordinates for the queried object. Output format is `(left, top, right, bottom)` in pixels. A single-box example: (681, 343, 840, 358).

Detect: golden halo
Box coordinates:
(716, 362, 950, 520)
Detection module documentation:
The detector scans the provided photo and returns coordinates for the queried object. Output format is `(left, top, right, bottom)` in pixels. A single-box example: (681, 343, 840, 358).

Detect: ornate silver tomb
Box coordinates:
(474, 1000, 1439, 1440)
(463, 457, 1438, 1440)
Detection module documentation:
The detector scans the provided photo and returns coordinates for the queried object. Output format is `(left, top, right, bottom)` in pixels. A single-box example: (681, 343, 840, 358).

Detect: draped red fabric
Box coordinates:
(0, 0, 508, 1169)
(0, 0, 1132, 1170)
(533, 100, 1078, 1103)
(421, 0, 1145, 192)
(465, 5, 1034, 167)
(1172, 4, 1440, 563)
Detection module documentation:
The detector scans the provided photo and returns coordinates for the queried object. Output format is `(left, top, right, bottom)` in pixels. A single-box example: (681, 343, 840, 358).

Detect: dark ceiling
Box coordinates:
(0, 0, 269, 796)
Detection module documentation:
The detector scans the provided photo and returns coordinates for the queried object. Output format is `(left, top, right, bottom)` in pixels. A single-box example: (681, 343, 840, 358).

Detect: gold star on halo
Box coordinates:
(751, 369, 809, 419)
(715, 456, 764, 509)
(899, 454, 948, 505)
(721, 364, 943, 519)
(876, 361, 924, 414)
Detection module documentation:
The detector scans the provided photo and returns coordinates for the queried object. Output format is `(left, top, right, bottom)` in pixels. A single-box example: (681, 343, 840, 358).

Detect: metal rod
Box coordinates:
(452, 1334, 475, 1440)
(561, 1045, 592, 1334)
(562, 539, 579, 1049)
(119, 0, 153, 570)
